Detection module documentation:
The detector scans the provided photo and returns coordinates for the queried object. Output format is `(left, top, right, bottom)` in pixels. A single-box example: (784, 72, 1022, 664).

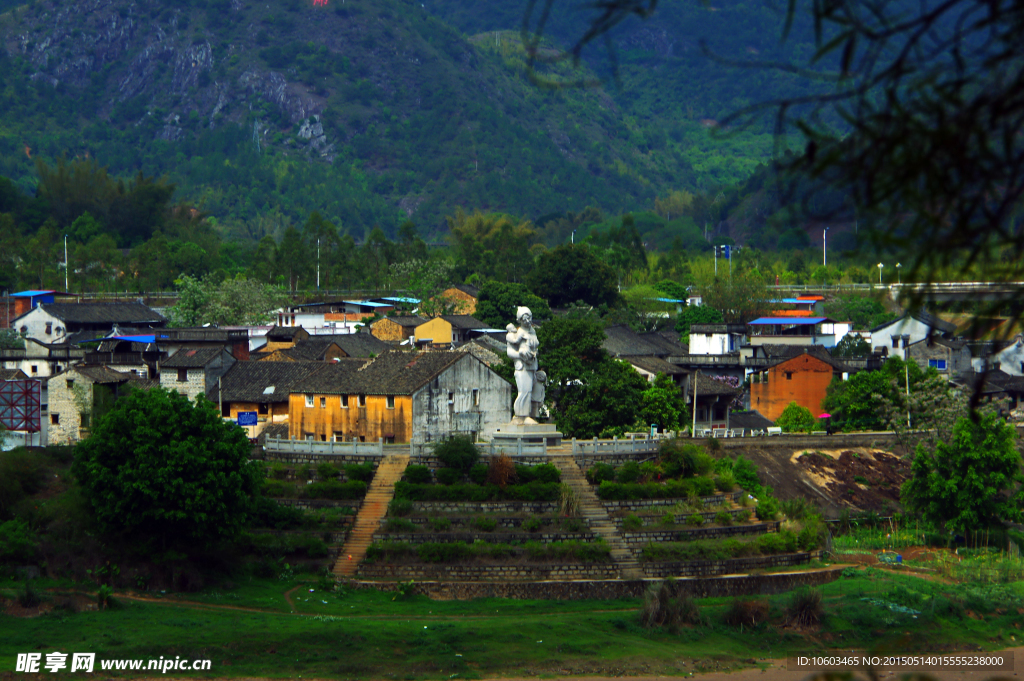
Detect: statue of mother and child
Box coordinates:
(505, 306, 546, 423)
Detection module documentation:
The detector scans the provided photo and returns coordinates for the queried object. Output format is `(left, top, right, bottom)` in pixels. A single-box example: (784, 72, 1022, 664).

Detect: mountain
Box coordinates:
(0, 0, 821, 238)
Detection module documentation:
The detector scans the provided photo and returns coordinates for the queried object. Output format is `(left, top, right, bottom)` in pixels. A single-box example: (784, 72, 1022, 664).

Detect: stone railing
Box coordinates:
(265, 437, 386, 456)
(373, 531, 597, 545)
(357, 563, 620, 581)
(620, 521, 779, 544)
(409, 500, 560, 514)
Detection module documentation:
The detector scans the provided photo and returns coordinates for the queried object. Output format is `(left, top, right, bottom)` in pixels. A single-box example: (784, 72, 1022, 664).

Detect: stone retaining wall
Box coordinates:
(412, 454, 554, 469)
(356, 563, 619, 581)
(397, 516, 570, 530)
(373, 531, 597, 544)
(621, 521, 778, 544)
(251, 529, 350, 543)
(274, 499, 363, 512)
(641, 551, 821, 578)
(258, 452, 385, 467)
(346, 566, 843, 600)
(614, 507, 753, 526)
(410, 501, 559, 514)
(600, 491, 745, 512)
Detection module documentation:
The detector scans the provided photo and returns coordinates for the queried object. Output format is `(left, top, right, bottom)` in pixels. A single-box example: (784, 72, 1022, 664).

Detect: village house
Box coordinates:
(413, 315, 489, 346)
(906, 336, 972, 374)
(370, 315, 427, 342)
(869, 311, 957, 356)
(687, 371, 743, 432)
(976, 335, 1024, 375)
(747, 316, 838, 348)
(11, 302, 166, 345)
(287, 349, 512, 444)
(1, 337, 84, 379)
(47, 365, 155, 444)
(748, 347, 854, 421)
(207, 360, 356, 431)
(159, 347, 236, 401)
(440, 284, 480, 314)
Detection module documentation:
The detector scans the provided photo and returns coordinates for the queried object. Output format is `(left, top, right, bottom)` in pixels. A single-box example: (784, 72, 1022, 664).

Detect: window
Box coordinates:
(341, 395, 349, 408)
(928, 359, 948, 370)
(177, 368, 188, 382)
(80, 413, 90, 428)
(305, 433, 314, 441)
(892, 338, 899, 348)
(51, 414, 59, 425)
(333, 432, 345, 442)
(258, 403, 269, 414)
(66, 379, 74, 389)
(222, 403, 230, 417)
(785, 372, 793, 380)
(386, 395, 395, 409)
(472, 389, 480, 407)
(358, 394, 366, 407)
(320, 396, 326, 408)
(447, 391, 454, 403)
(384, 435, 395, 444)
(45, 322, 52, 335)
(31, 365, 38, 374)
(320, 434, 327, 441)
(305, 394, 314, 407)
(130, 369, 137, 376)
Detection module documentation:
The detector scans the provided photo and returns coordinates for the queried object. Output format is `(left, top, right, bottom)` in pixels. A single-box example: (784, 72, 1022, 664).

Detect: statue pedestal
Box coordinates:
(488, 421, 562, 452)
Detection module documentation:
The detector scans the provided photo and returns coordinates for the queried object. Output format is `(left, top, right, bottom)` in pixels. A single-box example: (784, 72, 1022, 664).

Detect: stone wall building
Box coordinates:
(288, 349, 512, 444)
(47, 365, 154, 444)
(907, 337, 971, 375)
(370, 316, 425, 342)
(159, 347, 236, 401)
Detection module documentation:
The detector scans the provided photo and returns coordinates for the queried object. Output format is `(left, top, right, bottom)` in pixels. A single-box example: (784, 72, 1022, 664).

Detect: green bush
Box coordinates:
(715, 510, 733, 526)
(562, 518, 586, 532)
(0, 519, 38, 563)
(659, 512, 675, 527)
(755, 495, 780, 521)
(251, 497, 312, 530)
(302, 480, 368, 500)
(522, 516, 543, 532)
(732, 456, 761, 494)
(623, 513, 643, 531)
(393, 481, 561, 502)
(736, 509, 752, 523)
(776, 402, 816, 433)
(317, 463, 339, 480)
(616, 462, 642, 483)
(595, 477, 717, 500)
(472, 516, 497, 532)
(404, 465, 431, 484)
(685, 514, 704, 527)
(240, 531, 328, 558)
(417, 542, 474, 563)
(430, 517, 451, 531)
(435, 468, 462, 485)
(344, 462, 375, 483)
(532, 463, 561, 483)
(433, 435, 479, 471)
(389, 498, 413, 517)
(660, 440, 715, 478)
(715, 473, 735, 492)
(525, 539, 611, 562)
(797, 516, 826, 551)
(586, 463, 616, 484)
(268, 461, 289, 480)
(384, 518, 417, 533)
(261, 479, 293, 498)
(469, 464, 488, 485)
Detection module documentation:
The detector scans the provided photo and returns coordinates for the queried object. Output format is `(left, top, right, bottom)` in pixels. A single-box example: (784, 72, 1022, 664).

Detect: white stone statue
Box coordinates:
(505, 306, 546, 422)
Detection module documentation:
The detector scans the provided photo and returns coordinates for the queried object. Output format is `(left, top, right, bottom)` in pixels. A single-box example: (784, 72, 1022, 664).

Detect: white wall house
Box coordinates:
(688, 324, 747, 355)
(869, 312, 957, 358)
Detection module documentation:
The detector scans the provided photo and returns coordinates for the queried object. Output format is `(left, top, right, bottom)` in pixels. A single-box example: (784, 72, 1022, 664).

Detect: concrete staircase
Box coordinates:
(552, 456, 644, 579)
(333, 453, 410, 578)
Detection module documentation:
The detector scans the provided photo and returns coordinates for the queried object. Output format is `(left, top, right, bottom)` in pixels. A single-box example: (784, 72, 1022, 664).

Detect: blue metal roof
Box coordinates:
(379, 296, 420, 304)
(12, 290, 55, 297)
(749, 317, 830, 325)
(654, 297, 685, 303)
(344, 300, 393, 308)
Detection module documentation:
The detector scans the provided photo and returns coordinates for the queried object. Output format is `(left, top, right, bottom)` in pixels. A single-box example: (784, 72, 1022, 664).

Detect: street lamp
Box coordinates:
(896, 262, 902, 284)
(877, 262, 884, 284)
(823, 227, 829, 267)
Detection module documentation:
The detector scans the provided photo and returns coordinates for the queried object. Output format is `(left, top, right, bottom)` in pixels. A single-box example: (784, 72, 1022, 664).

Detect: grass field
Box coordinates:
(2, 567, 1022, 679)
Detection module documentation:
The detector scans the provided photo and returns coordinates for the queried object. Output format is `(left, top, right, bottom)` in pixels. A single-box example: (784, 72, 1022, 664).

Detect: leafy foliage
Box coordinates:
(776, 402, 817, 433)
(474, 280, 552, 329)
(71, 387, 262, 550)
(675, 305, 724, 338)
(901, 413, 1024, 535)
(528, 244, 619, 308)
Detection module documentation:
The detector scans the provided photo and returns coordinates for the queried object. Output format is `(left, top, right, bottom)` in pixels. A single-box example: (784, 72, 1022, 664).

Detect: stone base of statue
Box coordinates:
(487, 419, 562, 452)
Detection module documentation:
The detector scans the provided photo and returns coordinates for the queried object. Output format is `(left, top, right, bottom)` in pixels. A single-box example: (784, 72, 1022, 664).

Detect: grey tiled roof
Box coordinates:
(602, 325, 670, 357)
(622, 356, 687, 375)
(440, 315, 488, 330)
(161, 347, 224, 368)
(207, 360, 339, 403)
(728, 410, 775, 430)
(75, 365, 133, 384)
(295, 349, 476, 396)
(0, 368, 29, 380)
(38, 302, 165, 325)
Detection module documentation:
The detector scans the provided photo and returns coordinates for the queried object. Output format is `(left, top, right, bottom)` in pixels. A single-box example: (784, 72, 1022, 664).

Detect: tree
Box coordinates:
(832, 334, 871, 358)
(674, 304, 724, 338)
(698, 271, 774, 324)
(528, 244, 619, 308)
(822, 358, 930, 431)
(474, 281, 552, 329)
(556, 358, 649, 438)
(71, 387, 262, 550)
(447, 208, 538, 283)
(169, 275, 288, 327)
(776, 402, 817, 433)
(901, 413, 1024, 536)
(823, 294, 896, 331)
(638, 373, 689, 431)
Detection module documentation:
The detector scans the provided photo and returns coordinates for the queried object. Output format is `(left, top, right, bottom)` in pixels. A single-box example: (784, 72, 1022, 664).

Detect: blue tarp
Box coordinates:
(748, 317, 830, 325)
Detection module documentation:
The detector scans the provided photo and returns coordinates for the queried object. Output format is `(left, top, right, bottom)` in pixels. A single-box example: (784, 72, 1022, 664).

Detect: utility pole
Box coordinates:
(905, 361, 911, 428)
(714, 245, 717, 276)
(64, 235, 68, 292)
(317, 238, 321, 290)
(823, 227, 829, 267)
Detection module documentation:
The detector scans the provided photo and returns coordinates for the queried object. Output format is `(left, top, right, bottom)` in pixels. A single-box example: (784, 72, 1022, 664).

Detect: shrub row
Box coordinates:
(365, 540, 611, 564)
(639, 528, 821, 562)
(403, 463, 561, 486)
(238, 531, 330, 559)
(596, 477, 717, 500)
(393, 481, 560, 502)
(261, 479, 368, 500)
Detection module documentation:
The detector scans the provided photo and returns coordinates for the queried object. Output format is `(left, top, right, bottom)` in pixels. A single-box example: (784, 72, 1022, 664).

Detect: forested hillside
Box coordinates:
(0, 0, 824, 240)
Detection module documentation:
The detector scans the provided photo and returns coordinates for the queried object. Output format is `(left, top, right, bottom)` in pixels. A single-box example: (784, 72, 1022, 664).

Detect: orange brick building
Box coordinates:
(439, 284, 480, 315)
(749, 350, 851, 422)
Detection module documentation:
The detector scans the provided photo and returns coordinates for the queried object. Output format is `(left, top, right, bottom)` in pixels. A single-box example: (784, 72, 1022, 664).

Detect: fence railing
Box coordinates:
(264, 436, 385, 456)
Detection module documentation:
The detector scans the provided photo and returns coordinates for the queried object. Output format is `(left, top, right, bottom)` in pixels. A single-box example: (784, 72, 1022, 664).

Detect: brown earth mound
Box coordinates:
(726, 443, 910, 516)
